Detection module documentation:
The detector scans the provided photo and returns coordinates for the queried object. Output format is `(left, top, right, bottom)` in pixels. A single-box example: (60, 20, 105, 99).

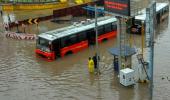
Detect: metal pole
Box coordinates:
(95, 5, 99, 73)
(117, 17, 121, 74)
(146, 1, 156, 99)
(149, 2, 156, 99)
(141, 21, 145, 56)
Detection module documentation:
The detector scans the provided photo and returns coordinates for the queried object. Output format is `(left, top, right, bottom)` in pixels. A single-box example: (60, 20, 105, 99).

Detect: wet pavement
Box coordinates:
(0, 1, 170, 100)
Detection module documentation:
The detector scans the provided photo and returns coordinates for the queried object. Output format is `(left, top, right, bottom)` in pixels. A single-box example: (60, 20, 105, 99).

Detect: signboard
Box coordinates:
(28, 18, 39, 24)
(104, 0, 130, 16)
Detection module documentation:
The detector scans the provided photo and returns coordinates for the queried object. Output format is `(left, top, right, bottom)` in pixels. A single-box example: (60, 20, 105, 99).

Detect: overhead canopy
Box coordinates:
(108, 45, 136, 56)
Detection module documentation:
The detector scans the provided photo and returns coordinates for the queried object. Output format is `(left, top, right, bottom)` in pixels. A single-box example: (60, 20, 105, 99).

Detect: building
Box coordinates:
(0, 0, 58, 3)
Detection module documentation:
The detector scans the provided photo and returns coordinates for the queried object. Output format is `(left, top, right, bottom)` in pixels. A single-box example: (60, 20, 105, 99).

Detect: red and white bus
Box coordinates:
(35, 16, 117, 61)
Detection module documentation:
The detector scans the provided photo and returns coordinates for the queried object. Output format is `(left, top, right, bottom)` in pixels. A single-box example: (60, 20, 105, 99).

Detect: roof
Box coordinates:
(108, 45, 136, 56)
(120, 68, 134, 74)
(38, 16, 117, 41)
(135, 3, 169, 21)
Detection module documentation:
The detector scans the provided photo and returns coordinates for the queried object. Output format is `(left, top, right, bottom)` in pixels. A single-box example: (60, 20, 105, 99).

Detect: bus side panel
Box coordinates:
(60, 40, 88, 57)
(98, 31, 117, 43)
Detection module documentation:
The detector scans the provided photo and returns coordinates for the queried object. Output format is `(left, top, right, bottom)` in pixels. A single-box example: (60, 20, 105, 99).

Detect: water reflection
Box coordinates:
(89, 74, 95, 86)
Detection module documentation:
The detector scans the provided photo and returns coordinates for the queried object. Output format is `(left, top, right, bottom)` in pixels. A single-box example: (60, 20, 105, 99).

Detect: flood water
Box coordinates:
(0, 31, 149, 100)
(0, 2, 170, 100)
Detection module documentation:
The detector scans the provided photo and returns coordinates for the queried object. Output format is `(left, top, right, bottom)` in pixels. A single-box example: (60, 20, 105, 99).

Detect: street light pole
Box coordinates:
(146, 0, 156, 99)
(95, 4, 99, 73)
(117, 17, 121, 75)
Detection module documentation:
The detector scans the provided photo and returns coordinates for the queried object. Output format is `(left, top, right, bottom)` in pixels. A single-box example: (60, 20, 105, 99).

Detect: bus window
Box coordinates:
(37, 37, 51, 52)
(104, 23, 112, 33)
(134, 20, 142, 26)
(68, 34, 77, 45)
(112, 22, 117, 30)
(98, 26, 104, 36)
(61, 35, 76, 48)
(39, 38, 49, 47)
(78, 31, 87, 42)
(87, 29, 95, 39)
(61, 37, 67, 48)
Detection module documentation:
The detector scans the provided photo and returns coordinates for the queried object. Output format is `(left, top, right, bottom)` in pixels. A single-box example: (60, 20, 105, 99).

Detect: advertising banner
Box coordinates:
(104, 0, 130, 16)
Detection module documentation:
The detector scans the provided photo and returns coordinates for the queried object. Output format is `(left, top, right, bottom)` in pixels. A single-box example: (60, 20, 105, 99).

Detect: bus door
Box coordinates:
(77, 31, 88, 43)
(52, 39, 61, 57)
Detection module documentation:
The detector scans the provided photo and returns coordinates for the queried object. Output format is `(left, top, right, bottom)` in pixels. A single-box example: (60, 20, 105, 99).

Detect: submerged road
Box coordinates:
(0, 1, 170, 100)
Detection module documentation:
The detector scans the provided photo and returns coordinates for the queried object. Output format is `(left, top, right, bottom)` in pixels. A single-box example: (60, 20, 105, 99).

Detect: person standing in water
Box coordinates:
(88, 57, 94, 73)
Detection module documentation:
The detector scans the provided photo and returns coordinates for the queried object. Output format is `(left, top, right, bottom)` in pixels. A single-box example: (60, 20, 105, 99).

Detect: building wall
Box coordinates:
(1, 0, 58, 3)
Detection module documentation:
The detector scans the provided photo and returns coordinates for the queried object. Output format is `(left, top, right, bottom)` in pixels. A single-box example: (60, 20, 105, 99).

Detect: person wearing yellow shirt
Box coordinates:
(88, 57, 94, 73)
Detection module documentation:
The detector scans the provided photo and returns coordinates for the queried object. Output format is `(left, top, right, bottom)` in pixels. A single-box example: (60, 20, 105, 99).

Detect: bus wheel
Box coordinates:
(65, 51, 73, 56)
(102, 38, 108, 42)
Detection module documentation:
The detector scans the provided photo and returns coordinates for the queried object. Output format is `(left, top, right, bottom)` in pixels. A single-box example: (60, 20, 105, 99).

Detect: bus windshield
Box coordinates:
(37, 37, 51, 52)
(39, 38, 49, 47)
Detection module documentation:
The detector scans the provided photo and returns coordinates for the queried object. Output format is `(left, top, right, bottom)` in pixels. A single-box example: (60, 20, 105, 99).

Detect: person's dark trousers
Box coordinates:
(93, 56, 97, 70)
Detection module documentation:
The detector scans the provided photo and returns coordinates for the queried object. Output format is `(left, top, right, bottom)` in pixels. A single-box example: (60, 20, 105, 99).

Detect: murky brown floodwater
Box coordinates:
(0, 31, 150, 100)
(0, 1, 170, 100)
